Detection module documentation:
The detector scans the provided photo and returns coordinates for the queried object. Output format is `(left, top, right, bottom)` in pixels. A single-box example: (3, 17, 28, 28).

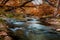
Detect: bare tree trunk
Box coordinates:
(53, 0, 59, 17)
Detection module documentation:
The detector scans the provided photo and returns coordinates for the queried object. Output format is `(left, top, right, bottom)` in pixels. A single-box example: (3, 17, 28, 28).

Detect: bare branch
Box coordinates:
(19, 0, 33, 7)
(1, 0, 9, 5)
(0, 0, 33, 12)
(45, 0, 57, 7)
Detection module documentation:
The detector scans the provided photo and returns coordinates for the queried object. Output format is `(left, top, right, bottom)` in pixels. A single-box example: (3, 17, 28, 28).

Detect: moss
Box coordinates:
(5, 14, 14, 18)
(0, 18, 4, 22)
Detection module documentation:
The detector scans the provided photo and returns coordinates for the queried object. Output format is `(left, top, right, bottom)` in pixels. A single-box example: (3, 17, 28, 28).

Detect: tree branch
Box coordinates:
(19, 0, 33, 7)
(0, 0, 33, 12)
(1, 0, 9, 5)
(45, 0, 57, 7)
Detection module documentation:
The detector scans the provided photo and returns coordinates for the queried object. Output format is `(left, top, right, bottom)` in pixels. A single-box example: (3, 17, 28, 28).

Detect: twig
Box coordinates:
(1, 0, 9, 5)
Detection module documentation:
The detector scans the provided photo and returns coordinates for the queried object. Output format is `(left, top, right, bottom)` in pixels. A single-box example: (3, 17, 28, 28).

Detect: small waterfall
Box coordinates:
(32, 0, 43, 5)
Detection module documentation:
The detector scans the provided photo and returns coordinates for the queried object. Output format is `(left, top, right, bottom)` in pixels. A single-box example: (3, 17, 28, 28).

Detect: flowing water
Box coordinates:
(4, 18, 60, 40)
